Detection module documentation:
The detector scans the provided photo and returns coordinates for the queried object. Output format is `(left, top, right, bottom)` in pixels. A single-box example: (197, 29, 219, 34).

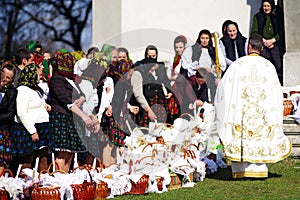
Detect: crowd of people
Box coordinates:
(0, 0, 291, 180)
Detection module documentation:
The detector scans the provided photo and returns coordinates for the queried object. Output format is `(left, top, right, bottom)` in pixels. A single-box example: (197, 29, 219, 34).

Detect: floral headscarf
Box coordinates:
(72, 50, 85, 62)
(17, 63, 39, 90)
(112, 59, 133, 80)
(51, 50, 75, 80)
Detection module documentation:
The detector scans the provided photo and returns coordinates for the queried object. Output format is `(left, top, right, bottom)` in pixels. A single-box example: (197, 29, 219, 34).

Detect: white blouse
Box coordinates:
(15, 85, 49, 134)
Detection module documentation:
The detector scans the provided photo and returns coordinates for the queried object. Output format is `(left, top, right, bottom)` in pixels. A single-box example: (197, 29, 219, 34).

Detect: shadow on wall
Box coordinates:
(247, 0, 261, 36)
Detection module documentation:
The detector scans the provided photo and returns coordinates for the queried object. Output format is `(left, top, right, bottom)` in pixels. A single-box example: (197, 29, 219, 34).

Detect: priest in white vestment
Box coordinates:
(214, 34, 291, 178)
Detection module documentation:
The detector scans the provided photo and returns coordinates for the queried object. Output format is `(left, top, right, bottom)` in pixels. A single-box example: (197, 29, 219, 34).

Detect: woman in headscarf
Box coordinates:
(131, 58, 173, 127)
(181, 29, 226, 103)
(137, 45, 175, 124)
(10, 63, 52, 172)
(168, 35, 188, 85)
(220, 20, 247, 76)
(251, 0, 282, 84)
(0, 62, 17, 175)
(74, 53, 109, 165)
(109, 47, 133, 85)
(167, 35, 188, 121)
(49, 50, 93, 172)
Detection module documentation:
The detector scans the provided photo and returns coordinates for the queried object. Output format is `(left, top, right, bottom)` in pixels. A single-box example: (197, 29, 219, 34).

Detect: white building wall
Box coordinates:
(93, 0, 261, 62)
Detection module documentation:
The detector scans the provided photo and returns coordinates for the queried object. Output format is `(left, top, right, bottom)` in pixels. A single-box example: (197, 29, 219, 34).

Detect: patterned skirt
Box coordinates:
(0, 129, 12, 163)
(99, 115, 126, 147)
(139, 92, 170, 127)
(49, 112, 87, 153)
(10, 122, 53, 158)
(74, 117, 103, 158)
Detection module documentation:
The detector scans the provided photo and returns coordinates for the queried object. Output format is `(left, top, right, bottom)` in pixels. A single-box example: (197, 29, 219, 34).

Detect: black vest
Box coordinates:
(221, 36, 246, 62)
(191, 43, 216, 64)
(256, 12, 279, 39)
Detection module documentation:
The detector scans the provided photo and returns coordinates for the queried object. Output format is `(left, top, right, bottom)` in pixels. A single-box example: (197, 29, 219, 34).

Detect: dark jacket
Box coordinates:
(49, 74, 83, 115)
(0, 86, 17, 131)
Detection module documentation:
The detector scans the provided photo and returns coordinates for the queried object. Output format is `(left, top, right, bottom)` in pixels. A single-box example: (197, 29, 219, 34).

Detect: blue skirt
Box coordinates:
(49, 111, 87, 153)
(0, 129, 12, 163)
(10, 122, 53, 158)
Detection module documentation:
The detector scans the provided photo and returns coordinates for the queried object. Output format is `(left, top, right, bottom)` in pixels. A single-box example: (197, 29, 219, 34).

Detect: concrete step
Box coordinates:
(283, 116, 300, 156)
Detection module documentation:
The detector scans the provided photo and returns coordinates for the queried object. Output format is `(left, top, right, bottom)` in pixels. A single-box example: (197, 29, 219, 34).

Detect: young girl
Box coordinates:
(10, 63, 52, 172)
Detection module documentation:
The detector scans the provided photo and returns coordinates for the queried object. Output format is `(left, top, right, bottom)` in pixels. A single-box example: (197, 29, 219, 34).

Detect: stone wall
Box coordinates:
(283, 0, 300, 86)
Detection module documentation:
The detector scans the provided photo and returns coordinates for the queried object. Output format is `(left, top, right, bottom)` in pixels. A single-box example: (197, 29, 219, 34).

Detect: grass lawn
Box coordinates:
(113, 157, 300, 200)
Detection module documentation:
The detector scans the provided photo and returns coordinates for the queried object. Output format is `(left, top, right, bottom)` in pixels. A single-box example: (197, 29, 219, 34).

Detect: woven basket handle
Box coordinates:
(163, 123, 174, 128)
(47, 162, 60, 173)
(35, 169, 50, 188)
(179, 113, 195, 120)
(184, 150, 196, 160)
(0, 169, 14, 178)
(187, 143, 199, 151)
(72, 165, 94, 183)
(135, 155, 155, 165)
(142, 142, 167, 152)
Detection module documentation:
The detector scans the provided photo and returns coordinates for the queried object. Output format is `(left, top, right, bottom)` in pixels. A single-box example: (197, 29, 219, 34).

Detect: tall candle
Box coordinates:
(34, 157, 39, 171)
(52, 153, 55, 172)
(92, 158, 96, 170)
(73, 153, 78, 169)
(16, 164, 22, 178)
(162, 83, 167, 96)
(126, 120, 133, 135)
(194, 101, 197, 119)
(33, 157, 39, 179)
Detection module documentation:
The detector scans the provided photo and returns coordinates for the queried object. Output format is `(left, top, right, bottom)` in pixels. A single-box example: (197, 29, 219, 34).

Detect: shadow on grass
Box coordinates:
(205, 166, 282, 181)
(268, 171, 282, 178)
(206, 166, 233, 181)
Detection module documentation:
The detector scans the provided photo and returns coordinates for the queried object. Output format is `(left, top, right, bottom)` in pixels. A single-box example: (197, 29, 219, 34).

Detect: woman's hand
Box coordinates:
(165, 93, 173, 99)
(31, 132, 39, 142)
(83, 116, 93, 131)
(263, 38, 276, 49)
(93, 122, 100, 133)
(90, 114, 100, 133)
(129, 105, 139, 115)
(44, 103, 51, 112)
(195, 99, 204, 107)
(145, 106, 157, 121)
(105, 106, 113, 117)
(74, 96, 85, 107)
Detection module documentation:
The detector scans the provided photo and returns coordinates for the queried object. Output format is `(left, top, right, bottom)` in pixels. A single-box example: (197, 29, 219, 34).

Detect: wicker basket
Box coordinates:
(283, 100, 293, 116)
(31, 186, 61, 200)
(0, 189, 8, 200)
(167, 173, 182, 190)
(0, 169, 15, 200)
(71, 182, 95, 200)
(129, 174, 149, 195)
(156, 177, 164, 191)
(31, 169, 61, 200)
(94, 181, 110, 199)
(71, 166, 95, 200)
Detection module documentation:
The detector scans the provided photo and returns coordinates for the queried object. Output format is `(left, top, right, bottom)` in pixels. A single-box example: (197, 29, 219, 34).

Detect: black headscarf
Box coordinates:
(220, 21, 247, 62)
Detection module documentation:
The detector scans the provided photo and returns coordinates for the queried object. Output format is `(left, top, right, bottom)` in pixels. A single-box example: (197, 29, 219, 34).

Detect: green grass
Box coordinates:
(113, 158, 300, 200)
